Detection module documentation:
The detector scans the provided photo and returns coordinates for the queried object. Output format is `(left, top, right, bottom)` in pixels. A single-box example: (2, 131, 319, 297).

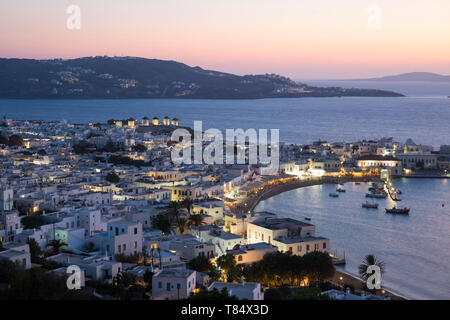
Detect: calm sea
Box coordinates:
(1, 81, 450, 147)
(256, 179, 450, 300)
(1, 81, 449, 299)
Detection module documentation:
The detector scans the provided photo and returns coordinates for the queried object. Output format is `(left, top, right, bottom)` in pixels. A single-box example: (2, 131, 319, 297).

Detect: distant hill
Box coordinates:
(359, 72, 450, 82)
(0, 56, 403, 98)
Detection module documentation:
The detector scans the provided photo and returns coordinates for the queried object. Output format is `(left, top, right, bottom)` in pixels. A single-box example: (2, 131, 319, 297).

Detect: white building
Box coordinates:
(152, 269, 196, 300)
(189, 226, 244, 257)
(207, 281, 264, 300)
(0, 188, 14, 211)
(94, 220, 143, 257)
(247, 217, 330, 256)
(226, 242, 278, 265)
(0, 243, 31, 269)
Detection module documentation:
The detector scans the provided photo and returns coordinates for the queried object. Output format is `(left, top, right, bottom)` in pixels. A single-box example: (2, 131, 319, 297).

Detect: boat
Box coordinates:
(304, 217, 311, 221)
(329, 193, 339, 197)
(366, 193, 387, 199)
(355, 182, 361, 185)
(362, 201, 379, 209)
(336, 188, 346, 192)
(385, 207, 410, 214)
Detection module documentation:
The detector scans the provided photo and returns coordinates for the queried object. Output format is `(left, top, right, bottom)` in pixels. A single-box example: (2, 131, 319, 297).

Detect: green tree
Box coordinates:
(131, 144, 147, 152)
(182, 198, 193, 214)
(187, 256, 220, 281)
(113, 272, 137, 291)
(216, 254, 239, 282)
(105, 171, 120, 183)
(302, 251, 335, 286)
(175, 216, 187, 234)
(8, 134, 24, 147)
(83, 241, 97, 253)
(46, 239, 67, 254)
(114, 252, 142, 264)
(0, 132, 8, 145)
(27, 238, 42, 263)
(0, 260, 91, 300)
(150, 214, 171, 234)
(21, 214, 45, 229)
(187, 214, 205, 228)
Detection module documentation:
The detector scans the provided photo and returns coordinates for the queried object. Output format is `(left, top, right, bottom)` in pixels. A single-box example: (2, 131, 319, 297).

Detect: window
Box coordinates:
(289, 247, 293, 253)
(314, 243, 319, 250)
(323, 242, 327, 249)
(123, 244, 126, 251)
(134, 227, 138, 234)
(238, 255, 243, 262)
(177, 283, 181, 289)
(306, 245, 310, 251)
(166, 283, 171, 291)
(298, 245, 302, 252)
(118, 245, 121, 253)
(261, 234, 264, 241)
(134, 241, 137, 249)
(158, 282, 162, 288)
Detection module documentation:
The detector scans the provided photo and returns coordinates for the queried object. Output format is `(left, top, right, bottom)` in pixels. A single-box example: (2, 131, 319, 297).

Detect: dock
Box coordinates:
(330, 249, 346, 265)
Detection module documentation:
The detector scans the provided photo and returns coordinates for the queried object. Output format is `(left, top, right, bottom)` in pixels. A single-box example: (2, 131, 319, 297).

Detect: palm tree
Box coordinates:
(187, 214, 205, 228)
(46, 239, 67, 254)
(150, 247, 155, 267)
(175, 216, 187, 234)
(113, 272, 137, 290)
(157, 247, 162, 270)
(358, 254, 386, 281)
(182, 198, 193, 214)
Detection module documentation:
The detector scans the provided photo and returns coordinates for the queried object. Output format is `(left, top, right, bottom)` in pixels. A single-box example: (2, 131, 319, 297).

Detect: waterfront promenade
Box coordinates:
(230, 174, 379, 214)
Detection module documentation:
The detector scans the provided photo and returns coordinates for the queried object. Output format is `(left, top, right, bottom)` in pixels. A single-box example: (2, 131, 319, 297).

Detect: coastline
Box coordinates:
(240, 176, 411, 300)
(230, 174, 378, 214)
(330, 270, 408, 300)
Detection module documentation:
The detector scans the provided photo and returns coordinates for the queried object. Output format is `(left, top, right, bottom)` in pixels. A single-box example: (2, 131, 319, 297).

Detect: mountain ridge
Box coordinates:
(0, 56, 404, 99)
(354, 72, 450, 82)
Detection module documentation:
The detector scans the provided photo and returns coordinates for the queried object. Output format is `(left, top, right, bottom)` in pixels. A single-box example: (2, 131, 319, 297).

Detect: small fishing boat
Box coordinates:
(385, 207, 410, 214)
(366, 193, 387, 199)
(329, 193, 339, 197)
(362, 201, 379, 209)
(336, 187, 346, 192)
(355, 182, 361, 185)
(304, 217, 311, 221)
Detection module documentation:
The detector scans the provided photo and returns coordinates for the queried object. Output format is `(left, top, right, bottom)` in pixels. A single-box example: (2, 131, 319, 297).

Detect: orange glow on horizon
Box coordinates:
(0, 0, 449, 79)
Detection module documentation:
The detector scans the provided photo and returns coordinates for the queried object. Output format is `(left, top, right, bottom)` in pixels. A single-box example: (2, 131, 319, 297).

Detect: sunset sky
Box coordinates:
(1, 0, 449, 79)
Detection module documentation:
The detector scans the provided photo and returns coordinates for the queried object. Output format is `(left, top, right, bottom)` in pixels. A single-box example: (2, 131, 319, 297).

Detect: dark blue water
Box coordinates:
(256, 179, 450, 300)
(1, 80, 450, 147)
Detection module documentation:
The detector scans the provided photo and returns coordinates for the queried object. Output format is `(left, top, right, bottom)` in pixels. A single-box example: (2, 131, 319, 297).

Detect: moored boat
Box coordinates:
(336, 187, 346, 192)
(366, 193, 387, 199)
(362, 201, 379, 209)
(329, 193, 339, 197)
(304, 217, 311, 221)
(385, 207, 410, 214)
